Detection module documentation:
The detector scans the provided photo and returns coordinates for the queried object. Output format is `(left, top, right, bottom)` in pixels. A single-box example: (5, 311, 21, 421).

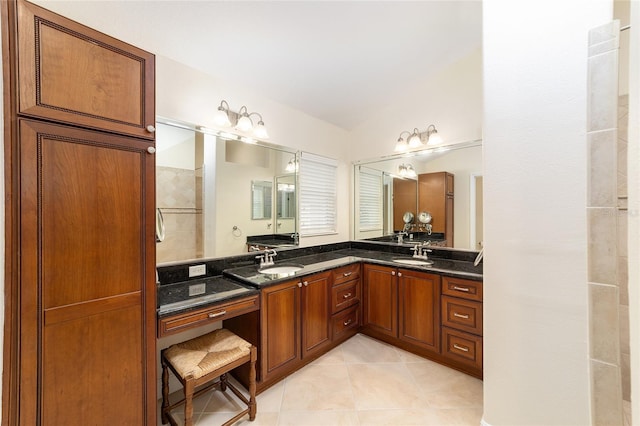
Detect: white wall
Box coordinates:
(482, 1, 611, 425)
(627, 1, 640, 420)
(348, 48, 483, 163)
(155, 56, 351, 247)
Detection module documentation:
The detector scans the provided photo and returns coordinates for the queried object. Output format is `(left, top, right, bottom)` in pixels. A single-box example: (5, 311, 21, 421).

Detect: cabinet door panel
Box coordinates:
(399, 270, 440, 352)
(262, 281, 300, 379)
(18, 119, 156, 425)
(43, 304, 143, 424)
(363, 264, 397, 337)
(301, 272, 331, 358)
(16, 0, 155, 139)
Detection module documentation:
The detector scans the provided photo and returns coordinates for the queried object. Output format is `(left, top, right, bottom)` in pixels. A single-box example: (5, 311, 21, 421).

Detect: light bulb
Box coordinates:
(408, 133, 422, 148)
(253, 121, 269, 139)
(236, 114, 253, 132)
(213, 108, 231, 127)
(395, 138, 408, 152)
(427, 131, 443, 145)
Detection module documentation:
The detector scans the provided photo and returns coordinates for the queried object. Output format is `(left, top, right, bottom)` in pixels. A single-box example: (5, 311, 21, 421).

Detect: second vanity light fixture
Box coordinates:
(398, 163, 417, 178)
(213, 100, 270, 140)
(394, 124, 442, 152)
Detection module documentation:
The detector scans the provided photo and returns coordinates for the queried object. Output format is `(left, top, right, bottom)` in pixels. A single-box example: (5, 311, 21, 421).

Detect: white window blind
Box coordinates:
(358, 167, 383, 232)
(299, 152, 338, 236)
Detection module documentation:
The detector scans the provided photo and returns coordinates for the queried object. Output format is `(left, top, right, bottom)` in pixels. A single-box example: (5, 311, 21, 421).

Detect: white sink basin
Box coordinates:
(393, 258, 434, 266)
(259, 265, 304, 275)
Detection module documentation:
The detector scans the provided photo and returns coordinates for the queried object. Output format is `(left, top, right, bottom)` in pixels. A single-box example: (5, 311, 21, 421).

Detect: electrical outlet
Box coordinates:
(188, 264, 206, 277)
(188, 283, 206, 296)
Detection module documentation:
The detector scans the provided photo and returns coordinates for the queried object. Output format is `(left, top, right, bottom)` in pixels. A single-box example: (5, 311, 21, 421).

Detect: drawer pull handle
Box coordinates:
(343, 272, 353, 277)
(453, 344, 469, 352)
(343, 293, 352, 299)
(208, 311, 227, 318)
(452, 286, 470, 292)
(343, 319, 353, 326)
(453, 312, 470, 319)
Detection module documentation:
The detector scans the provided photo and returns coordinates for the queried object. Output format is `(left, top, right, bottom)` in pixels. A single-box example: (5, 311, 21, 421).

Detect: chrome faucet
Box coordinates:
(257, 249, 278, 268)
(397, 231, 408, 244)
(412, 241, 432, 260)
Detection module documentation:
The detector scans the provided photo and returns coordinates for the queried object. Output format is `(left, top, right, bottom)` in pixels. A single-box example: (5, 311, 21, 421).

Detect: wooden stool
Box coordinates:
(161, 328, 257, 426)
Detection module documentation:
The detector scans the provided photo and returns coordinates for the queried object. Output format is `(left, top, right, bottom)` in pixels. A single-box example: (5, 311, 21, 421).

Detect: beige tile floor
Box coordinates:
(159, 333, 483, 426)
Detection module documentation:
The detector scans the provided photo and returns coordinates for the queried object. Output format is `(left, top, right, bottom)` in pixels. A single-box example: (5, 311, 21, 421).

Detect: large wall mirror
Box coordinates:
(156, 119, 299, 264)
(354, 140, 482, 250)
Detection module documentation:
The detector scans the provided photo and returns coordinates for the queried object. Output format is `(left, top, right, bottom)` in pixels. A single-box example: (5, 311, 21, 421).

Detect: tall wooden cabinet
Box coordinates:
(418, 172, 454, 246)
(3, 1, 157, 424)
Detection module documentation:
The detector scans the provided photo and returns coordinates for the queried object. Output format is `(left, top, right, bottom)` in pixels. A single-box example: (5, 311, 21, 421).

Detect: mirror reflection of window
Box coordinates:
(276, 175, 296, 219)
(251, 180, 273, 220)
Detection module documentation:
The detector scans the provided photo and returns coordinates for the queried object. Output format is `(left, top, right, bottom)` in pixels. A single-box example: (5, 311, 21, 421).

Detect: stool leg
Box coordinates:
(161, 354, 170, 425)
(248, 347, 257, 421)
(220, 373, 228, 392)
(184, 375, 195, 426)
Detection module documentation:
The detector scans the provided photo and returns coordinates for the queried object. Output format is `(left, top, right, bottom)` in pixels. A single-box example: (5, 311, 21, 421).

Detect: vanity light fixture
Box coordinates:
(214, 100, 270, 139)
(398, 163, 417, 178)
(285, 156, 299, 173)
(394, 124, 442, 152)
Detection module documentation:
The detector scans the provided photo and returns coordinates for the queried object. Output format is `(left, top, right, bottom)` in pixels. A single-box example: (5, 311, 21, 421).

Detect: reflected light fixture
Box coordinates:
(398, 163, 417, 178)
(394, 124, 442, 152)
(285, 156, 299, 173)
(214, 100, 270, 139)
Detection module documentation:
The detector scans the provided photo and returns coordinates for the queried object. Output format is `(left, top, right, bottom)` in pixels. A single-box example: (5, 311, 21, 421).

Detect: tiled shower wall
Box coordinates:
(587, 20, 630, 425)
(156, 165, 203, 263)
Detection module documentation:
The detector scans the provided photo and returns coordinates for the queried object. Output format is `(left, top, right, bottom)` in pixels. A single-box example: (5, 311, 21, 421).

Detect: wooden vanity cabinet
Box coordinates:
(4, 1, 157, 424)
(260, 271, 332, 384)
(363, 264, 398, 337)
(330, 264, 362, 342)
(398, 269, 441, 352)
(440, 276, 484, 375)
(363, 264, 441, 354)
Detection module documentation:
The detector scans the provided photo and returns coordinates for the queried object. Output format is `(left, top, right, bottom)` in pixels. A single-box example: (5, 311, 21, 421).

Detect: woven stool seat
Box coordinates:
(164, 328, 252, 380)
(161, 328, 257, 426)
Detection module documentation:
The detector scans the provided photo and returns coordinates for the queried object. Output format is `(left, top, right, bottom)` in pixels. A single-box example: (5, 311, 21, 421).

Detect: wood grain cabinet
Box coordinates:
(260, 271, 332, 384)
(330, 264, 361, 342)
(3, 1, 157, 424)
(440, 276, 483, 374)
(418, 172, 454, 247)
(398, 269, 441, 353)
(363, 264, 398, 337)
(14, 0, 155, 139)
(363, 264, 441, 354)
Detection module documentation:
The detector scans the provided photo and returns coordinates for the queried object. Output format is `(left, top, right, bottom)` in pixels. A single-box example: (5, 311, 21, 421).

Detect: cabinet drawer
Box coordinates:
(158, 294, 259, 337)
(442, 327, 482, 370)
(442, 276, 482, 301)
(331, 280, 361, 314)
(441, 296, 482, 335)
(332, 263, 361, 286)
(332, 304, 360, 341)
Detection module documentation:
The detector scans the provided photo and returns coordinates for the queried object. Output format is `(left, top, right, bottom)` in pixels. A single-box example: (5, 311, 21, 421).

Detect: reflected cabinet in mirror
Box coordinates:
(354, 140, 482, 250)
(156, 120, 299, 263)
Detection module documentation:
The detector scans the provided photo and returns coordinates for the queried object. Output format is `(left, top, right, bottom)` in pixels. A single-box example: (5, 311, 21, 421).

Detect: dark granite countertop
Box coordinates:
(157, 276, 259, 317)
(223, 248, 482, 288)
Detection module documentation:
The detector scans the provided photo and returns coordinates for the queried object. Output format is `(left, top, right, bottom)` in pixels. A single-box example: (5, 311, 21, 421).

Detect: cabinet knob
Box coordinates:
(297, 282, 302, 288)
(147, 146, 156, 154)
(303, 281, 309, 287)
(391, 271, 396, 276)
(398, 272, 402, 277)
(146, 125, 156, 133)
